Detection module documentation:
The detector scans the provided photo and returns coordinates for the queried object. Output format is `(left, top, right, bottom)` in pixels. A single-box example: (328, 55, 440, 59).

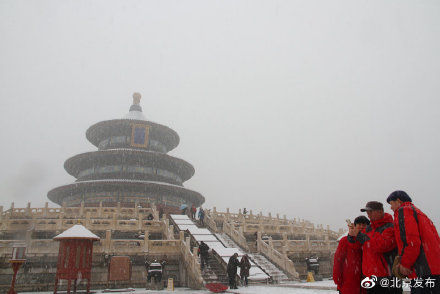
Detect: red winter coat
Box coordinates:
(333, 236, 363, 294)
(393, 202, 440, 276)
(348, 213, 397, 278)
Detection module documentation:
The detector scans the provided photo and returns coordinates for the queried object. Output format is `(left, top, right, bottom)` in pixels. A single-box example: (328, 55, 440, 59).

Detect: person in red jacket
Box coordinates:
(387, 190, 440, 294)
(348, 201, 401, 294)
(333, 216, 370, 294)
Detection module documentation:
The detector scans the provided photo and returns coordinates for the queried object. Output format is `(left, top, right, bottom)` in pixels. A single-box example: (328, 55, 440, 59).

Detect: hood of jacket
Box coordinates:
(370, 213, 393, 229)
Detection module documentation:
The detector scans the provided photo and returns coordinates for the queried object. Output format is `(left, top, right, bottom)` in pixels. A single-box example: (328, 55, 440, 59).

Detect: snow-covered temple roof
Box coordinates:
(53, 224, 100, 240)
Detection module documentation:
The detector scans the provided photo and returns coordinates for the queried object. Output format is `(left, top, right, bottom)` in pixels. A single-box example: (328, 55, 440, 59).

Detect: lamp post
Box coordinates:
(8, 243, 26, 294)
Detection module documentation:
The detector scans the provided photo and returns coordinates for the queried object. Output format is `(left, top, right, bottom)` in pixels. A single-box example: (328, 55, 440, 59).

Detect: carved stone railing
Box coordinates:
(0, 218, 164, 233)
(0, 238, 184, 256)
(180, 233, 203, 289)
(222, 221, 250, 251)
(257, 236, 299, 280)
(0, 202, 156, 221)
(163, 219, 175, 240)
(270, 239, 338, 253)
(204, 211, 218, 233)
(205, 207, 340, 240)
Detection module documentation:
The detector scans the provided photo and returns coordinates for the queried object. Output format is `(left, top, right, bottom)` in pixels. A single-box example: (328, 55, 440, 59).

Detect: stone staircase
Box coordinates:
(247, 253, 290, 283)
(216, 233, 290, 283)
(200, 253, 229, 284)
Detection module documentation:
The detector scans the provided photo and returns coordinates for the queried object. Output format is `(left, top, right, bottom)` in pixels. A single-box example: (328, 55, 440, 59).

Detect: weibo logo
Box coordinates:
(361, 275, 377, 289)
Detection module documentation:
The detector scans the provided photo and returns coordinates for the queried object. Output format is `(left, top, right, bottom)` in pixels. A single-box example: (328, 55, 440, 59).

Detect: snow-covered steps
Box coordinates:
(247, 253, 290, 283)
(169, 215, 270, 284)
(217, 233, 290, 283)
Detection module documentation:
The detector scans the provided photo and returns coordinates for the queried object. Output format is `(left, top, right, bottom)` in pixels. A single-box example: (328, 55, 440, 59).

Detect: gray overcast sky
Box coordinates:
(1, 0, 439, 231)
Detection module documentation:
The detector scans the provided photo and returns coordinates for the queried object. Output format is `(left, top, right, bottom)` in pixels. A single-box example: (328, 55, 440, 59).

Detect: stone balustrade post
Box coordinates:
(185, 237, 191, 251)
(43, 202, 48, 217)
(138, 214, 143, 230)
(26, 202, 31, 216)
(135, 202, 139, 218)
(169, 225, 174, 240)
(112, 212, 117, 228)
(257, 231, 262, 252)
(282, 232, 288, 247)
(144, 230, 149, 252)
(79, 201, 84, 217)
(117, 202, 121, 215)
(85, 211, 91, 227)
(105, 230, 112, 253)
(57, 212, 63, 230)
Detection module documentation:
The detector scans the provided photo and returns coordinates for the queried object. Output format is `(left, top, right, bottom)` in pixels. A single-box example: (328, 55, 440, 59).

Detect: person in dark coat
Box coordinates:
(239, 254, 251, 286)
(198, 241, 210, 270)
(348, 201, 401, 294)
(387, 190, 440, 294)
(227, 253, 240, 289)
(333, 216, 369, 294)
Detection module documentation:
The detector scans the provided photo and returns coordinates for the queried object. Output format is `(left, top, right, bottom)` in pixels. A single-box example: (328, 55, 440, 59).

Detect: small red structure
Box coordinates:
(53, 224, 100, 294)
(8, 243, 26, 294)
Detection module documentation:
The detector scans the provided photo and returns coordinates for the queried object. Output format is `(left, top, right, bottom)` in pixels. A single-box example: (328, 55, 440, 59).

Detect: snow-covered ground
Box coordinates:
(21, 282, 338, 294)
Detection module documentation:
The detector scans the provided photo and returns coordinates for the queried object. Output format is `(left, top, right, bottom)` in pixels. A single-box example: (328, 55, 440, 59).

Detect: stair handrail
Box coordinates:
(257, 236, 299, 280)
(204, 210, 218, 233)
(180, 236, 204, 289)
(222, 221, 250, 252)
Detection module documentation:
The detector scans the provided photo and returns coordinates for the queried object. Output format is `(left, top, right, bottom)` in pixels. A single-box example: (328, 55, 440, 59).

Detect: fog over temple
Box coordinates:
(0, 93, 340, 292)
(47, 93, 205, 212)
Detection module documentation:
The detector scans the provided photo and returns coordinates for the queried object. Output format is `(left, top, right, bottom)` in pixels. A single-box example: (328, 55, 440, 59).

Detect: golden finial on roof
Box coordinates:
(133, 92, 141, 105)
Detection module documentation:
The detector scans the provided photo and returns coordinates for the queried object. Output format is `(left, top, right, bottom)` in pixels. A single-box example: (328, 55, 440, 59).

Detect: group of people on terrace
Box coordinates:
(333, 190, 440, 294)
(182, 204, 205, 226)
